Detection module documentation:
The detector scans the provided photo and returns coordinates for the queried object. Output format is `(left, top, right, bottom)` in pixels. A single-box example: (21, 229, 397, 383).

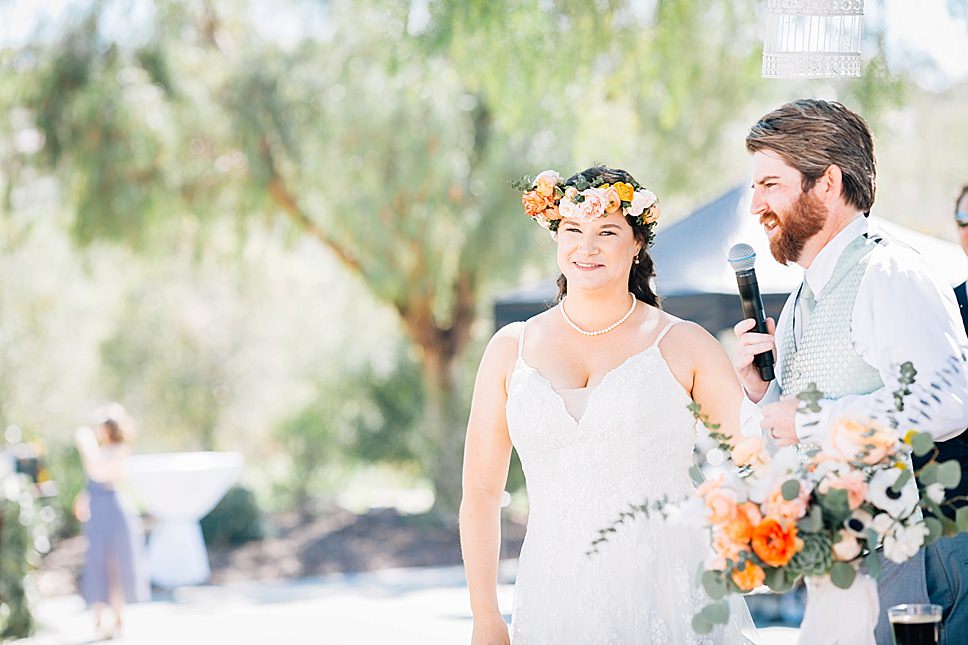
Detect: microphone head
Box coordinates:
(727, 243, 756, 273)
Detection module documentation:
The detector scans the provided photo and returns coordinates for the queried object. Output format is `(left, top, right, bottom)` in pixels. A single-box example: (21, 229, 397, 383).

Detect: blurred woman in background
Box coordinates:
(74, 403, 149, 639)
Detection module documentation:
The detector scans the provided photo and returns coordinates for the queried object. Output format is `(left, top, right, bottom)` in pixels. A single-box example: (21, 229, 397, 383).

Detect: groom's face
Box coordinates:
(751, 150, 827, 266)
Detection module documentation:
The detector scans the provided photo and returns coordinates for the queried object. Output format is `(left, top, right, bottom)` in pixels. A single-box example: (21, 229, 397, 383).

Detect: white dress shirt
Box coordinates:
(742, 215, 968, 443)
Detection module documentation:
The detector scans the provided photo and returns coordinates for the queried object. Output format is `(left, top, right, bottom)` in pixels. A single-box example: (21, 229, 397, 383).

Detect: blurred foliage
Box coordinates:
(45, 443, 86, 539)
(273, 351, 425, 508)
(200, 485, 266, 547)
(0, 477, 37, 639)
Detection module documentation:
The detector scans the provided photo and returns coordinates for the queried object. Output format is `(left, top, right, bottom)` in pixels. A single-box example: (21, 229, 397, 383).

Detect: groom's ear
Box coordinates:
(815, 164, 844, 205)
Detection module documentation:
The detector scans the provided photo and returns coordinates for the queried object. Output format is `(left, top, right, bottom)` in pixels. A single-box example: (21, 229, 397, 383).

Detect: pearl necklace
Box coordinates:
(559, 293, 637, 336)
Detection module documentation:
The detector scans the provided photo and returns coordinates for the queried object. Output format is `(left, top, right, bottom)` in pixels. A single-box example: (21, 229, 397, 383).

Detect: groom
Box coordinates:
(733, 99, 968, 645)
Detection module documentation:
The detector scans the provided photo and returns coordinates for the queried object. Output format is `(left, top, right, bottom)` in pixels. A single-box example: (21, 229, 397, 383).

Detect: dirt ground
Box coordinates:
(36, 507, 527, 595)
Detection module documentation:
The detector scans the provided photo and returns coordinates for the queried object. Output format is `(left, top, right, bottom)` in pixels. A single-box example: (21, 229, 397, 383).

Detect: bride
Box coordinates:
(459, 166, 758, 644)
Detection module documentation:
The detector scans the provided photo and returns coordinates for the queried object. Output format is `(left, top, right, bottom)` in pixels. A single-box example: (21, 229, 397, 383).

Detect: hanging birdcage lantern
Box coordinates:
(762, 0, 865, 78)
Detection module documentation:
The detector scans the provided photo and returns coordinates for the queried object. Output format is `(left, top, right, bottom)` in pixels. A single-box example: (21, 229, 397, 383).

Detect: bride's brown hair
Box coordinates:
(555, 166, 661, 308)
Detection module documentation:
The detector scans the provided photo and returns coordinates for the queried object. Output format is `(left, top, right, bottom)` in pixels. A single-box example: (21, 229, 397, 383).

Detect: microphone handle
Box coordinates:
(735, 269, 775, 382)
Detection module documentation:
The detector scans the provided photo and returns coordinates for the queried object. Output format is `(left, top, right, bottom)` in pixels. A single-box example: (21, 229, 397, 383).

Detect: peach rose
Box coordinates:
(543, 205, 561, 221)
(603, 187, 622, 213)
(705, 487, 739, 524)
(824, 417, 898, 465)
(576, 190, 606, 220)
(534, 170, 562, 197)
(522, 190, 553, 217)
(564, 186, 579, 200)
(713, 528, 746, 561)
(732, 435, 768, 468)
(832, 530, 862, 561)
(731, 561, 766, 592)
(642, 202, 660, 224)
(751, 518, 803, 568)
(762, 485, 809, 523)
(819, 470, 868, 510)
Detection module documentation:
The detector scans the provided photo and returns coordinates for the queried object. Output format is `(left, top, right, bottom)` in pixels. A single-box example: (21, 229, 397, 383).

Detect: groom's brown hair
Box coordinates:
(746, 99, 876, 214)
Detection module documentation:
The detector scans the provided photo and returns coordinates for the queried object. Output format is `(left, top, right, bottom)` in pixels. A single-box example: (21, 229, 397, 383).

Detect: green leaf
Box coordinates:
(781, 479, 801, 501)
(692, 614, 714, 634)
(957, 506, 968, 532)
(942, 517, 960, 537)
(891, 469, 912, 494)
(865, 548, 882, 579)
(689, 466, 705, 486)
(821, 489, 850, 525)
(701, 601, 730, 624)
(912, 432, 935, 457)
(924, 516, 943, 545)
(798, 506, 823, 533)
(938, 461, 962, 489)
(919, 463, 940, 486)
(701, 570, 728, 600)
(830, 561, 857, 589)
(764, 566, 792, 593)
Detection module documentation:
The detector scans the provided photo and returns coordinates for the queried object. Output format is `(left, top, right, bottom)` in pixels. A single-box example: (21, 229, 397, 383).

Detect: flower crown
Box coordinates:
(516, 169, 661, 234)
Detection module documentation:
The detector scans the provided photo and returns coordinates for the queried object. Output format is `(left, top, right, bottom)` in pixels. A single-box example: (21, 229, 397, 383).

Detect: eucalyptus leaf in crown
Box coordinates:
(516, 169, 660, 234)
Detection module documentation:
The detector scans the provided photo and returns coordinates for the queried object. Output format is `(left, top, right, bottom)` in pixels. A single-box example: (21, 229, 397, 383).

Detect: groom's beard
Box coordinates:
(763, 192, 827, 265)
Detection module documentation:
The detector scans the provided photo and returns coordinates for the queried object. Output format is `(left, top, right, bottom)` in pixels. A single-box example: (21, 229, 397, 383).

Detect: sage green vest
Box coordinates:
(779, 234, 883, 400)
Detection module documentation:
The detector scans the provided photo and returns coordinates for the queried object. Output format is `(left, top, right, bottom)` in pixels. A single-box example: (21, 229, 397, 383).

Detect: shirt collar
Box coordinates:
(803, 215, 867, 298)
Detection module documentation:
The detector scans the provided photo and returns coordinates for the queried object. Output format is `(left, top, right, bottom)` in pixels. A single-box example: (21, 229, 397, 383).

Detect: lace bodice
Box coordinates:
(504, 319, 757, 644)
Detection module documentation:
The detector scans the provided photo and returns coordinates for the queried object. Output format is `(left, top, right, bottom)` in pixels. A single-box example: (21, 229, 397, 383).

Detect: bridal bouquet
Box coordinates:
(595, 362, 968, 635)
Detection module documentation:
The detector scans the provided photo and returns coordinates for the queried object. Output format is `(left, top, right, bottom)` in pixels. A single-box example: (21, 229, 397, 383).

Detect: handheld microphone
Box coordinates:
(727, 243, 775, 382)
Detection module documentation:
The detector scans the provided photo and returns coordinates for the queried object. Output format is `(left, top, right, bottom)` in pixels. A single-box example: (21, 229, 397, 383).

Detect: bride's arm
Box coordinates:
(680, 325, 746, 443)
(459, 327, 516, 644)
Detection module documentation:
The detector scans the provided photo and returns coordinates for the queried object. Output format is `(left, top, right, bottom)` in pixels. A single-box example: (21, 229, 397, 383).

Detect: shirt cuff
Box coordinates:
(740, 395, 765, 437)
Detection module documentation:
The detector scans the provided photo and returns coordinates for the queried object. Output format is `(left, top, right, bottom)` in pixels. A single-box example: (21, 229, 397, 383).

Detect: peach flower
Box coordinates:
(832, 530, 862, 561)
(824, 417, 898, 465)
(819, 470, 868, 510)
(705, 487, 739, 524)
(576, 190, 606, 220)
(762, 485, 810, 523)
(522, 190, 553, 217)
(731, 561, 765, 592)
(603, 187, 622, 213)
(732, 435, 768, 468)
(534, 170, 562, 197)
(712, 528, 746, 561)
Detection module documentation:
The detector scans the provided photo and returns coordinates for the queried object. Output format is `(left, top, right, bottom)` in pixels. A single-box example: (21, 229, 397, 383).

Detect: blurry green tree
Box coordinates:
(6, 0, 913, 514)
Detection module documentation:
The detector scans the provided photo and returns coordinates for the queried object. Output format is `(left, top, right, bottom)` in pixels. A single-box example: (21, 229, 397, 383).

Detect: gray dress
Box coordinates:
(80, 478, 150, 605)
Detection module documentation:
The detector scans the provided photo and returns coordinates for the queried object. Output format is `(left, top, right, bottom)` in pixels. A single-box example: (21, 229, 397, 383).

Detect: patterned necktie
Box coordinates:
(798, 280, 817, 341)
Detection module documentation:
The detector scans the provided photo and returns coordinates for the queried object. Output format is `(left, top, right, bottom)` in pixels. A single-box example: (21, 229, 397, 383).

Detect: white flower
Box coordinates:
(844, 509, 873, 537)
(866, 468, 919, 518)
(870, 513, 896, 537)
(926, 482, 945, 505)
(883, 522, 929, 564)
(557, 196, 579, 220)
(627, 189, 657, 218)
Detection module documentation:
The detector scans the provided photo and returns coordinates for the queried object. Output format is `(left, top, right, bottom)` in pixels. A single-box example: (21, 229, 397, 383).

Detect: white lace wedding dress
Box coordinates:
(506, 321, 758, 644)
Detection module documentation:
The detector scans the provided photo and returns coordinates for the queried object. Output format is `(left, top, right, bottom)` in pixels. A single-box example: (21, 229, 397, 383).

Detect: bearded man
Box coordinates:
(733, 99, 968, 645)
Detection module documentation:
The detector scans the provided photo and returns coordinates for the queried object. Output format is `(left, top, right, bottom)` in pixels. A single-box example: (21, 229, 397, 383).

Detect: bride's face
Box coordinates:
(556, 210, 640, 293)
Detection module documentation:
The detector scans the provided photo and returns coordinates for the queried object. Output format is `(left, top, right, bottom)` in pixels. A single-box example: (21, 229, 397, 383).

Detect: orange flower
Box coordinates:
(731, 561, 765, 592)
(614, 182, 634, 202)
(751, 518, 802, 567)
(723, 502, 761, 544)
(522, 190, 554, 217)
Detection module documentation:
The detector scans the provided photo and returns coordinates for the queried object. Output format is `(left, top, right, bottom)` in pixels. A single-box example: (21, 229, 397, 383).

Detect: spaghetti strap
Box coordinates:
(651, 320, 679, 349)
(517, 321, 527, 359)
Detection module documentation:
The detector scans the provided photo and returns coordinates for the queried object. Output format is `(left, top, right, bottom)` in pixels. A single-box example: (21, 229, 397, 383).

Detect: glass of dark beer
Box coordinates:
(888, 604, 942, 645)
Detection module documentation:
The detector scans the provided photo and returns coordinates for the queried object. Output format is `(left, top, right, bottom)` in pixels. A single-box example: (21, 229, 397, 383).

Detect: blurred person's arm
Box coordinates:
(74, 426, 126, 485)
(459, 325, 517, 645)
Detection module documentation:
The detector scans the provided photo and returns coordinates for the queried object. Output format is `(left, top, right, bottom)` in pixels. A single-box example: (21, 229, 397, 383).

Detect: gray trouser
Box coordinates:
(874, 537, 968, 645)
(925, 532, 968, 645)
(875, 551, 929, 645)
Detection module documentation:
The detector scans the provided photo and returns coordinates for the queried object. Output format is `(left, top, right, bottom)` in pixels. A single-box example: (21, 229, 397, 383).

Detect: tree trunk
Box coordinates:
(418, 343, 466, 519)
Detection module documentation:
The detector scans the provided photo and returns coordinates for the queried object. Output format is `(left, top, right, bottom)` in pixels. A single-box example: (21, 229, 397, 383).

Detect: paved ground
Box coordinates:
(16, 564, 800, 644)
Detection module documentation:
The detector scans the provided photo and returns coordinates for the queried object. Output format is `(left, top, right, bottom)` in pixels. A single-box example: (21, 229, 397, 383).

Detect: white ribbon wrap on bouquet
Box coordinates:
(799, 571, 878, 645)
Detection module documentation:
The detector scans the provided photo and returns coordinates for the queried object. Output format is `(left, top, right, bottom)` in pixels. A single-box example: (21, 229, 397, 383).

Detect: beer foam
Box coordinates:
(890, 614, 941, 624)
